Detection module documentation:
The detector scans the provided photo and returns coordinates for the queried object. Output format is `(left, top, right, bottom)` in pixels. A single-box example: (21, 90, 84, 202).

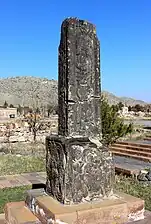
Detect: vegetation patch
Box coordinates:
(0, 142, 45, 155)
(115, 175, 151, 211)
(101, 96, 133, 145)
(0, 154, 45, 175)
(0, 185, 31, 213)
(0, 176, 151, 213)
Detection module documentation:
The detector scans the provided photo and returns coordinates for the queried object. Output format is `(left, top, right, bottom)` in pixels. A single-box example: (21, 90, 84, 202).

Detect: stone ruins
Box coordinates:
(46, 18, 114, 204)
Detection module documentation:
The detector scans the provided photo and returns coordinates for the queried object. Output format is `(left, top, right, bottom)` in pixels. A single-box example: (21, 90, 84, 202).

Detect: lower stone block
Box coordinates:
(46, 135, 114, 204)
(117, 192, 145, 222)
(25, 189, 144, 224)
(4, 201, 40, 224)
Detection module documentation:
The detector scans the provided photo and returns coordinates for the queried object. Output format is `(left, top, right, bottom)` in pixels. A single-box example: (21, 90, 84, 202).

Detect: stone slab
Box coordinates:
(0, 214, 5, 224)
(13, 176, 31, 186)
(0, 172, 46, 190)
(114, 155, 151, 174)
(0, 180, 13, 188)
(127, 210, 151, 224)
(115, 192, 144, 222)
(115, 163, 140, 176)
(4, 201, 41, 224)
(25, 189, 144, 224)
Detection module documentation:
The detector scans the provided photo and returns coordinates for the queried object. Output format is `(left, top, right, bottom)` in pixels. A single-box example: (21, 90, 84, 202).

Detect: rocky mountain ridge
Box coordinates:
(102, 91, 147, 106)
(0, 76, 147, 107)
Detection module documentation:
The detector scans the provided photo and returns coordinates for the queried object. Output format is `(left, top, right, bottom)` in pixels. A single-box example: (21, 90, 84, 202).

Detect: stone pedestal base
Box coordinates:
(23, 188, 145, 224)
(46, 135, 114, 204)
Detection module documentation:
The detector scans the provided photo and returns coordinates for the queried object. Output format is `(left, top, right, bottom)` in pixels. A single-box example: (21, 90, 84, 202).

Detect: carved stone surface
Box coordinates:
(58, 18, 101, 138)
(46, 136, 114, 204)
(46, 17, 114, 205)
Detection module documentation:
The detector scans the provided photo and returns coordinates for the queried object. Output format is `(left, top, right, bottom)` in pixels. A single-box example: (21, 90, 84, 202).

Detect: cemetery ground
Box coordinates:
(0, 142, 46, 213)
(0, 142, 151, 214)
(0, 121, 149, 214)
(0, 175, 151, 214)
(0, 142, 46, 175)
(0, 154, 45, 175)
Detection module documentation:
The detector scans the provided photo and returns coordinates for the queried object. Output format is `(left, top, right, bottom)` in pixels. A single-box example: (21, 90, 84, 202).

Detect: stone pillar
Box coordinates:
(58, 18, 101, 138)
(46, 18, 114, 205)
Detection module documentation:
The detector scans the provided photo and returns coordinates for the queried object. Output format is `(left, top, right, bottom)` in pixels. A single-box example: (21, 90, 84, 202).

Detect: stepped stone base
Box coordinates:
(3, 188, 146, 224)
(5, 201, 40, 224)
(0, 214, 5, 224)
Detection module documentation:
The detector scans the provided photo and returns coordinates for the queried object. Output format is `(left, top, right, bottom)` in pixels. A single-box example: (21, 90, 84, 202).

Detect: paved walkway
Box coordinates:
(0, 172, 46, 189)
(114, 155, 151, 170)
(114, 155, 151, 175)
(0, 156, 151, 189)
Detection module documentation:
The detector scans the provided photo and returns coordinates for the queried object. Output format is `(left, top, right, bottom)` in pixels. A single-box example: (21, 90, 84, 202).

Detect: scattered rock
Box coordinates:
(9, 136, 18, 143)
(0, 136, 7, 143)
(145, 171, 151, 181)
(137, 170, 148, 181)
(18, 136, 26, 142)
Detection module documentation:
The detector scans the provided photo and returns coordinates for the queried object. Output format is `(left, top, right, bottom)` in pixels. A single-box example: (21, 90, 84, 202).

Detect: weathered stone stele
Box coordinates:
(46, 17, 114, 205)
(58, 18, 101, 138)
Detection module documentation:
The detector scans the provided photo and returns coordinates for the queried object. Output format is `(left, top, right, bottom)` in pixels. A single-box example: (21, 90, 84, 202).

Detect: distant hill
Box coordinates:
(102, 91, 147, 106)
(0, 76, 58, 107)
(0, 76, 147, 107)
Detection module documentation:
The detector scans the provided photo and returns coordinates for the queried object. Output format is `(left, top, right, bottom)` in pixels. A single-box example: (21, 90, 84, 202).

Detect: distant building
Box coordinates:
(138, 111, 145, 117)
(0, 108, 17, 119)
(122, 106, 128, 115)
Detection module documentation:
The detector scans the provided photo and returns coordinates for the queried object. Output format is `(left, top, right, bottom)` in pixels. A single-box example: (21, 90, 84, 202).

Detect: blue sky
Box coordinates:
(0, 0, 151, 102)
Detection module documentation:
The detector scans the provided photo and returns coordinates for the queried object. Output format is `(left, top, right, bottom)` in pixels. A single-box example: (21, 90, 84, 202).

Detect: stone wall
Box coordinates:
(0, 108, 17, 119)
(0, 116, 58, 144)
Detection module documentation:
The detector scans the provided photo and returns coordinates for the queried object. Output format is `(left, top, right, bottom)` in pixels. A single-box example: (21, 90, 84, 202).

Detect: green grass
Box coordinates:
(0, 155, 46, 175)
(0, 185, 31, 213)
(115, 175, 151, 211)
(0, 175, 151, 214)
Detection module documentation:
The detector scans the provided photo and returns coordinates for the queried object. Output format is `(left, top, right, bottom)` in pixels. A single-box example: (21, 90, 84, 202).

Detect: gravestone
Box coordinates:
(46, 18, 114, 205)
(58, 18, 101, 138)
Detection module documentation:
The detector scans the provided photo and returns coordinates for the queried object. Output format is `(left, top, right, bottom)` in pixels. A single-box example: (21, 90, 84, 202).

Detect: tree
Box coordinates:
(47, 104, 54, 117)
(17, 104, 23, 115)
(26, 112, 42, 142)
(134, 104, 144, 112)
(111, 104, 119, 112)
(36, 107, 40, 114)
(117, 101, 124, 110)
(26, 94, 42, 142)
(101, 96, 133, 146)
(128, 106, 132, 112)
(3, 101, 8, 108)
(9, 104, 14, 108)
(54, 105, 58, 114)
(5, 123, 12, 153)
(26, 84, 43, 142)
